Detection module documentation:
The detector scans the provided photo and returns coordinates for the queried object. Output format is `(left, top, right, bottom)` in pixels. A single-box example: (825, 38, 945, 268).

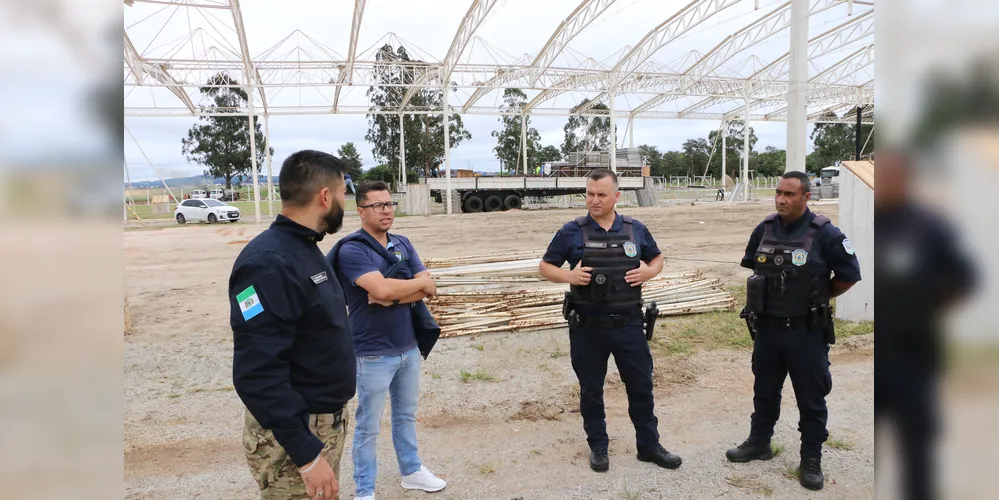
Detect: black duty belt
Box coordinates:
(756, 315, 809, 330)
(309, 406, 344, 428)
(577, 308, 642, 329)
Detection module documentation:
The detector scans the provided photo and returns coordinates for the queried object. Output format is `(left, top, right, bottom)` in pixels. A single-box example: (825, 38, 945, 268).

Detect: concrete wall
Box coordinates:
(404, 184, 431, 216)
(945, 136, 999, 341)
(836, 168, 874, 322)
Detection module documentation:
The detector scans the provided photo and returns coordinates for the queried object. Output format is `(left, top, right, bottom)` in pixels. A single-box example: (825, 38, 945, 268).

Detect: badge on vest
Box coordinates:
(623, 241, 638, 258)
(756, 254, 767, 263)
(791, 249, 808, 266)
(774, 255, 784, 266)
(394, 251, 404, 261)
(310, 271, 328, 284)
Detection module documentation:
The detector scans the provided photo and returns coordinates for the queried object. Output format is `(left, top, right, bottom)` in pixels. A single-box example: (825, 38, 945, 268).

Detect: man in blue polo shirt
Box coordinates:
(327, 181, 445, 500)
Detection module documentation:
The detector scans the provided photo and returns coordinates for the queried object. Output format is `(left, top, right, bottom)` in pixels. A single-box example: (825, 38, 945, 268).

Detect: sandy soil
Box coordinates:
(124, 200, 872, 499)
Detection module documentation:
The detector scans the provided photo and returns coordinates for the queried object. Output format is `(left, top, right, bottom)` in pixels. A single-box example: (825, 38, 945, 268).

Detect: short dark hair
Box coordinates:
(356, 180, 390, 205)
(586, 168, 618, 188)
(279, 150, 345, 206)
(781, 170, 811, 194)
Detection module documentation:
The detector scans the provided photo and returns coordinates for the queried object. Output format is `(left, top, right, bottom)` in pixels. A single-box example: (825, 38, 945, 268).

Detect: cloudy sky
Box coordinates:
(121, 0, 867, 182)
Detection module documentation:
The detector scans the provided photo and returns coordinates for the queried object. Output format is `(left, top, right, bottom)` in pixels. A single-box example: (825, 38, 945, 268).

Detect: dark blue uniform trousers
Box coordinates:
(569, 321, 659, 453)
(749, 327, 832, 458)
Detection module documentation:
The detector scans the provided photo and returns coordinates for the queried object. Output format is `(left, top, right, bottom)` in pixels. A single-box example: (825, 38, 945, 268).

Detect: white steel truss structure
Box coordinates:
(124, 0, 875, 124)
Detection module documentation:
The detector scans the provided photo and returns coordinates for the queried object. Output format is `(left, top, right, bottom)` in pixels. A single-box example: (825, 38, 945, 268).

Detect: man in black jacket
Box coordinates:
(230, 150, 354, 500)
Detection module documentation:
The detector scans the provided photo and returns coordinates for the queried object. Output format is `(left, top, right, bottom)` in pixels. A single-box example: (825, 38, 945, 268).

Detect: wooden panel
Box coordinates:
(840, 160, 874, 190)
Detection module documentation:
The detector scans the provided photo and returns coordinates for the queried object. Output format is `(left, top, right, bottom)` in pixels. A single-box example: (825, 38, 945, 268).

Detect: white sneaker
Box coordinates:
(401, 465, 447, 492)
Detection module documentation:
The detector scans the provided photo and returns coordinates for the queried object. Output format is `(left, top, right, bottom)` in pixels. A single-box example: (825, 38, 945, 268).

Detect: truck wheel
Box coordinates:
(484, 195, 503, 212)
(503, 194, 522, 210)
(463, 195, 484, 213)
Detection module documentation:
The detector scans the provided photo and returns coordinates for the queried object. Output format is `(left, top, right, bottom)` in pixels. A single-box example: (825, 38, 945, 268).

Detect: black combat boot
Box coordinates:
(799, 456, 824, 490)
(725, 439, 774, 463)
(636, 444, 682, 469)
(589, 449, 609, 472)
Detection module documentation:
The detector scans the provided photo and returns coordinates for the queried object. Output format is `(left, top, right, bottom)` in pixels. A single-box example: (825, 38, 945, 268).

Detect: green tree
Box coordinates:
(537, 145, 562, 164)
(365, 44, 471, 180)
(808, 110, 875, 174)
(181, 72, 272, 189)
(491, 89, 542, 173)
(561, 98, 613, 157)
(706, 120, 757, 178)
(682, 138, 711, 178)
(361, 164, 397, 185)
(336, 142, 364, 180)
(662, 150, 687, 177)
(755, 146, 787, 177)
(638, 144, 665, 177)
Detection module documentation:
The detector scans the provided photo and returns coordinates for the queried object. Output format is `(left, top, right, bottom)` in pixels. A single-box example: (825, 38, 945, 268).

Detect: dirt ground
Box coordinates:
(124, 200, 873, 499)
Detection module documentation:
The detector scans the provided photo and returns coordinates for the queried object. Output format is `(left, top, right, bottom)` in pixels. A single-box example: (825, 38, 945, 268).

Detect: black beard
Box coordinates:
(322, 203, 344, 234)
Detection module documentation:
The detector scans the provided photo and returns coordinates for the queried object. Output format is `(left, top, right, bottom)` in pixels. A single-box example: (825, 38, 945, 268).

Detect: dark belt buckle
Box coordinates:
(333, 411, 342, 428)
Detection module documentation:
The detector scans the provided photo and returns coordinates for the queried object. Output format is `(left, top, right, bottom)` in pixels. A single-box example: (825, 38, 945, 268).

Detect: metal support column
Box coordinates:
(743, 93, 750, 201)
(521, 113, 528, 174)
(855, 106, 862, 160)
(785, 0, 809, 173)
(247, 87, 261, 223)
(629, 117, 634, 149)
(264, 114, 274, 217)
(721, 123, 727, 190)
(443, 85, 452, 214)
(399, 114, 407, 186)
(609, 90, 617, 173)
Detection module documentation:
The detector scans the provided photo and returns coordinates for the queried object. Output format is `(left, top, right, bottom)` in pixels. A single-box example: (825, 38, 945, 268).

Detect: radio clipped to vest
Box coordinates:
(746, 274, 767, 314)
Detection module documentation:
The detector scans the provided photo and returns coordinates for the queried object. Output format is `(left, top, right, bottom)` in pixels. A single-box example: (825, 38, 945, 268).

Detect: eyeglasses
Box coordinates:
(359, 201, 398, 212)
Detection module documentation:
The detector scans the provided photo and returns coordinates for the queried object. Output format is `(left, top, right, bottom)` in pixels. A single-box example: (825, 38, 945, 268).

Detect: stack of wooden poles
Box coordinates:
(423, 252, 735, 338)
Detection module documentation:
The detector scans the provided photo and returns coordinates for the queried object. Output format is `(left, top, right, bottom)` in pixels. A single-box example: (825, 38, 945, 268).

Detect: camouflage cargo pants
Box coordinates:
(243, 409, 349, 499)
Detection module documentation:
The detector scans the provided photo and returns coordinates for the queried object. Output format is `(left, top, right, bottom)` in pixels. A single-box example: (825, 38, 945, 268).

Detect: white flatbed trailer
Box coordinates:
(425, 176, 645, 212)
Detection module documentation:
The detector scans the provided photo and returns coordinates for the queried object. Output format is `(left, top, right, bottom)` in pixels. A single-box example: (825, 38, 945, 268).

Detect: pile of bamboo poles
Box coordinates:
(423, 253, 735, 337)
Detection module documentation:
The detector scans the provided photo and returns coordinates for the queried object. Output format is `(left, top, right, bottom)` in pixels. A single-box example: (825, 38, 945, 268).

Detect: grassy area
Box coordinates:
(459, 369, 496, 383)
(651, 285, 874, 358)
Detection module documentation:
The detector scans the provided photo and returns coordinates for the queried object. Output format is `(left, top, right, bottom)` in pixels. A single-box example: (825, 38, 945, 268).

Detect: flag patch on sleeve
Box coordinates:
(237, 285, 264, 321)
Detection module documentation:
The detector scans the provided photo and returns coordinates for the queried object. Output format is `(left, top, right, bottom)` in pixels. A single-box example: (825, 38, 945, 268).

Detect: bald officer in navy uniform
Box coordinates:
(539, 169, 682, 473)
(726, 170, 861, 491)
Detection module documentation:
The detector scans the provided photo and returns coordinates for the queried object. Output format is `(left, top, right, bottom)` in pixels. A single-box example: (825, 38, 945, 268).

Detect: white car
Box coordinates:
(175, 198, 241, 224)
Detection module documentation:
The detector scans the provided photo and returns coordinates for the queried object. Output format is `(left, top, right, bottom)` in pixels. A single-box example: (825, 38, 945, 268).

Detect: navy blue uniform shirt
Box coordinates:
(875, 203, 976, 365)
(740, 208, 862, 283)
(333, 233, 426, 357)
(229, 215, 355, 467)
(544, 212, 661, 269)
(544, 212, 661, 317)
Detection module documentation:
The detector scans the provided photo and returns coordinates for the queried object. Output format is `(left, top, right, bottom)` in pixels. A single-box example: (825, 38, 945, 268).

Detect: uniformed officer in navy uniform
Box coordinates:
(727, 170, 861, 491)
(539, 169, 682, 473)
(875, 151, 976, 500)
(230, 150, 355, 500)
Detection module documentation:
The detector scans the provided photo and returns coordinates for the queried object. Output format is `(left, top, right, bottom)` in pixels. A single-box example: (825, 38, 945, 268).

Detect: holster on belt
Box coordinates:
(562, 292, 581, 332)
(643, 301, 659, 341)
(809, 303, 835, 344)
(739, 306, 758, 341)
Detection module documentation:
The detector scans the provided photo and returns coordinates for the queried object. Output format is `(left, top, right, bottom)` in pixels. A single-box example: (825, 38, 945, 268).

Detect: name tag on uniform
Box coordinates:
(310, 271, 328, 285)
(585, 242, 608, 248)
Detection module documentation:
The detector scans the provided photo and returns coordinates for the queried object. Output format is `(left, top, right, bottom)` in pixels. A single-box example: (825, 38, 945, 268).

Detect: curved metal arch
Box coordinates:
(402, 0, 498, 111)
(333, 0, 366, 113)
(462, 0, 616, 112)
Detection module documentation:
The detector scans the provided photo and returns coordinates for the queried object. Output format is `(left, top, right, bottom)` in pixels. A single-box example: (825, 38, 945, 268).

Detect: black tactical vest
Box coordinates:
(752, 213, 832, 318)
(569, 215, 642, 311)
